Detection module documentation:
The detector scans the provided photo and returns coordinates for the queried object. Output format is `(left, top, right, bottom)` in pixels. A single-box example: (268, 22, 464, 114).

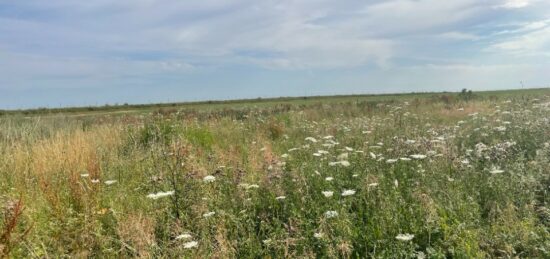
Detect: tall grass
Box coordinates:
(0, 92, 549, 257)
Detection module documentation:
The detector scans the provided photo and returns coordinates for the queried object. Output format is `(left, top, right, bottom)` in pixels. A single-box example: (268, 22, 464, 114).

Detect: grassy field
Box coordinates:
(0, 88, 549, 258)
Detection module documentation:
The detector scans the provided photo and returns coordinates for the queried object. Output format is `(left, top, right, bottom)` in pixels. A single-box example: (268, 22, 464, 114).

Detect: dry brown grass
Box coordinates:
(117, 213, 156, 258)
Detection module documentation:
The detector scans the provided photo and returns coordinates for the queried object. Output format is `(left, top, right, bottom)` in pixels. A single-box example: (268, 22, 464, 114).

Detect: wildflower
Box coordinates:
(240, 183, 259, 190)
(404, 139, 416, 144)
(394, 180, 399, 188)
(203, 175, 216, 183)
(341, 189, 356, 196)
(305, 137, 318, 143)
(325, 177, 334, 182)
(322, 191, 334, 197)
(427, 150, 437, 156)
(337, 153, 349, 160)
(410, 154, 427, 160)
(203, 211, 216, 218)
(147, 190, 175, 200)
(386, 159, 398, 164)
(175, 233, 192, 240)
(396, 233, 414, 241)
(329, 161, 350, 167)
(104, 180, 117, 185)
(340, 160, 351, 167)
(183, 241, 198, 249)
(324, 210, 339, 218)
(489, 167, 505, 174)
(275, 196, 286, 200)
(369, 152, 377, 159)
(91, 179, 100, 184)
(494, 126, 507, 132)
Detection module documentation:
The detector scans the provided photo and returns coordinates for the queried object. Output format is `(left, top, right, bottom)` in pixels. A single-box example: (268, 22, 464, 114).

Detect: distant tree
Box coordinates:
(459, 88, 475, 101)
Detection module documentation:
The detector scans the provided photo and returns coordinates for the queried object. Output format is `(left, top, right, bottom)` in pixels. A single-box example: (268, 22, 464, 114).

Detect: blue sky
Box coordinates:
(1, 0, 549, 109)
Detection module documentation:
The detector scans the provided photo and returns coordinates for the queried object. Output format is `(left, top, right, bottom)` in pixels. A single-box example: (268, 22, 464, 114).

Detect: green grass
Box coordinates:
(1, 87, 548, 117)
(0, 88, 549, 257)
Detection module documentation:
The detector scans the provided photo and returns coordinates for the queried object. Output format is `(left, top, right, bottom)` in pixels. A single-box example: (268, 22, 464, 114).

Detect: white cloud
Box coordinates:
(489, 27, 550, 56)
(0, 0, 506, 71)
(498, 0, 530, 9)
(1, 0, 550, 108)
(439, 32, 481, 41)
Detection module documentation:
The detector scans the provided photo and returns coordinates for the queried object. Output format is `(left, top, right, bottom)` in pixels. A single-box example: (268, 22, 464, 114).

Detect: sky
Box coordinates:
(1, 0, 549, 109)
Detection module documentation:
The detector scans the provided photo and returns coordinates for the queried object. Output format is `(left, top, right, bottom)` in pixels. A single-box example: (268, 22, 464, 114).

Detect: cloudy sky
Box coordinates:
(1, 0, 549, 109)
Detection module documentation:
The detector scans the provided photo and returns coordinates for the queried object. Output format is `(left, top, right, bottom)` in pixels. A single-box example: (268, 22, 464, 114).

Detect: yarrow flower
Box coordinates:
(239, 183, 259, 190)
(396, 233, 414, 241)
(183, 241, 198, 249)
(322, 191, 334, 197)
(341, 189, 356, 196)
(369, 152, 377, 159)
(410, 154, 427, 160)
(489, 167, 505, 174)
(305, 137, 318, 143)
(104, 180, 117, 185)
(203, 211, 216, 218)
(147, 190, 175, 200)
(203, 175, 216, 183)
(329, 161, 350, 167)
(338, 153, 349, 160)
(175, 233, 192, 240)
(339, 160, 351, 167)
(324, 210, 339, 218)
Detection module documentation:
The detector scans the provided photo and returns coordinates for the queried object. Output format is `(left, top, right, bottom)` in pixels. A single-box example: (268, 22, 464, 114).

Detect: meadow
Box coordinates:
(0, 89, 549, 258)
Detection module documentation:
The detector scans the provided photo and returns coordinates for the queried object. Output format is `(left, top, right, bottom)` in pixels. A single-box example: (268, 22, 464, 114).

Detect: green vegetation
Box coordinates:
(0, 89, 549, 257)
